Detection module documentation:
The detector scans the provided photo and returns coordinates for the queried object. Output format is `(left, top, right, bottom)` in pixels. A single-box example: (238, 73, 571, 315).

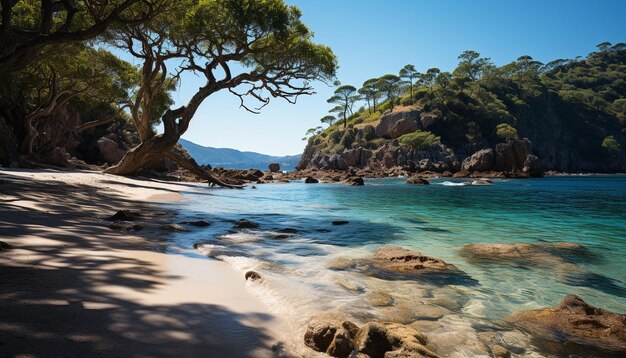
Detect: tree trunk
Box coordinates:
(21, 115, 38, 155)
(104, 134, 242, 188)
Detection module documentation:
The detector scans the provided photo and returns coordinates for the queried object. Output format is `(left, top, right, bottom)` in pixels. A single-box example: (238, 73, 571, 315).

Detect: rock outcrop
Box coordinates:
(461, 148, 494, 172)
(508, 295, 626, 355)
(375, 109, 421, 139)
(304, 319, 440, 358)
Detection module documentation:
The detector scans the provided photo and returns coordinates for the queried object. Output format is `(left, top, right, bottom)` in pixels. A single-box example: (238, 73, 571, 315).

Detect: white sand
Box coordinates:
(0, 169, 290, 357)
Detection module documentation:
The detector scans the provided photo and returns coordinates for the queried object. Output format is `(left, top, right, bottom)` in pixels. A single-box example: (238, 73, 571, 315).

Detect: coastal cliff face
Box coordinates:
(297, 109, 546, 177)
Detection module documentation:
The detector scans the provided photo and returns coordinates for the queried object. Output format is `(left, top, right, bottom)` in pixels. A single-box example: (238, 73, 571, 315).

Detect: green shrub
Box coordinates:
(495, 123, 518, 139)
(601, 135, 621, 153)
(341, 129, 355, 148)
(329, 130, 342, 144)
(398, 130, 441, 151)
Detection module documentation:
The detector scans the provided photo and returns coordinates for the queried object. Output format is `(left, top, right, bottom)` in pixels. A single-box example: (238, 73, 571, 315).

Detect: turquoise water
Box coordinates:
(173, 176, 626, 356)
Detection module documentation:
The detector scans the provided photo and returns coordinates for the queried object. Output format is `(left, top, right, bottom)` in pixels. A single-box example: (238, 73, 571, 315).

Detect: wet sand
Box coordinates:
(0, 169, 288, 357)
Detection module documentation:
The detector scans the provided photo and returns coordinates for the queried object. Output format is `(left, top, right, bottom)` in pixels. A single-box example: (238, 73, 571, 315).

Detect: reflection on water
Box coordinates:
(168, 176, 626, 357)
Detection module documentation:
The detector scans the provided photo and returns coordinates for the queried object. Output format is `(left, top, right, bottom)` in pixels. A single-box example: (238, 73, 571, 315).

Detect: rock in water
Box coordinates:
(345, 176, 365, 186)
(355, 322, 439, 358)
(329, 246, 475, 285)
(244, 271, 262, 281)
(268, 162, 280, 172)
(461, 148, 494, 172)
(332, 220, 349, 225)
(181, 220, 211, 227)
(234, 219, 260, 229)
(107, 210, 138, 221)
(508, 295, 626, 355)
(304, 319, 360, 358)
(305, 176, 319, 184)
(406, 176, 430, 185)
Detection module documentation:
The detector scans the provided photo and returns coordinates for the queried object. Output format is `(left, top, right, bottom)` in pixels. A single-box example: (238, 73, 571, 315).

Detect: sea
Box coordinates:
(166, 175, 626, 357)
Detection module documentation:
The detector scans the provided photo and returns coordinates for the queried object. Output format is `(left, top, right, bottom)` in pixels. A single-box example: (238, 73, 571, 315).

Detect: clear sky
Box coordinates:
(165, 0, 626, 156)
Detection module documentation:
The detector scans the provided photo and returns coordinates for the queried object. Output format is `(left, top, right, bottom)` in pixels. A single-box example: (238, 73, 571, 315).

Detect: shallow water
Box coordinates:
(169, 176, 626, 356)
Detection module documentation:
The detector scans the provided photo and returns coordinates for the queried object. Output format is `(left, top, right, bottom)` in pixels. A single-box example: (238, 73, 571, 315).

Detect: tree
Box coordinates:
(302, 126, 322, 141)
(376, 74, 401, 111)
(421, 68, 440, 91)
(7, 44, 136, 155)
(103, 0, 337, 186)
(495, 123, 518, 139)
(358, 78, 381, 113)
(320, 115, 335, 126)
(597, 41, 613, 52)
(327, 85, 358, 129)
(0, 0, 161, 75)
(399, 64, 419, 102)
(453, 50, 492, 94)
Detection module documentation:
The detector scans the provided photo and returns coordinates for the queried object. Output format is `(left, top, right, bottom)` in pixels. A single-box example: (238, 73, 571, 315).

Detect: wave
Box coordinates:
(439, 181, 467, 186)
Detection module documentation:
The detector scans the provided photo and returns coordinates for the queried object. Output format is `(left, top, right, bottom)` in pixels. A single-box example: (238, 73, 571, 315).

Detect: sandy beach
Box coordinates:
(0, 169, 289, 358)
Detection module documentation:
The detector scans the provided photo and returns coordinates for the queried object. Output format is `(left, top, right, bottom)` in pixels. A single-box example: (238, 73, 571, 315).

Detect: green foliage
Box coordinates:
(398, 130, 441, 151)
(601, 135, 621, 153)
(495, 123, 519, 139)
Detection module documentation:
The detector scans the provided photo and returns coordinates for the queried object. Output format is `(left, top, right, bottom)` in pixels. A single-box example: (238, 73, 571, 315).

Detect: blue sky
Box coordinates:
(165, 0, 625, 155)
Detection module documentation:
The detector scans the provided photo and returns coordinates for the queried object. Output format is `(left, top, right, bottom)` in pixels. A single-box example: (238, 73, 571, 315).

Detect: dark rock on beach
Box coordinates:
(305, 176, 319, 184)
(508, 295, 626, 355)
(304, 319, 360, 358)
(0, 241, 12, 252)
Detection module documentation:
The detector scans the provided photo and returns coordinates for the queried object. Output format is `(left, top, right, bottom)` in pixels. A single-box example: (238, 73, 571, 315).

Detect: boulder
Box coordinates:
(329, 154, 349, 170)
(97, 136, 126, 165)
(355, 322, 439, 358)
(345, 176, 365, 186)
(341, 148, 372, 168)
(461, 148, 494, 172)
(523, 154, 544, 177)
(495, 138, 531, 172)
(304, 319, 360, 358)
(180, 220, 211, 227)
(375, 110, 421, 139)
(268, 162, 280, 172)
(305, 176, 319, 184)
(406, 176, 430, 185)
(244, 271, 262, 281)
(107, 210, 138, 221)
(508, 295, 626, 355)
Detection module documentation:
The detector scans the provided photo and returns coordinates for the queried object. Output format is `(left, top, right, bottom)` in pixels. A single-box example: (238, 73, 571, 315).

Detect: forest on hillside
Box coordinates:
(305, 43, 626, 172)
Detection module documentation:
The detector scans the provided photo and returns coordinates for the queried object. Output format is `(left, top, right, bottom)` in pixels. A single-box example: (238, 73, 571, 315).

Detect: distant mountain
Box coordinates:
(179, 138, 301, 170)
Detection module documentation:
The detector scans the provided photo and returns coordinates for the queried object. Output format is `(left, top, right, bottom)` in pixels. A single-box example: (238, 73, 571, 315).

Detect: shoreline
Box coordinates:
(0, 169, 289, 357)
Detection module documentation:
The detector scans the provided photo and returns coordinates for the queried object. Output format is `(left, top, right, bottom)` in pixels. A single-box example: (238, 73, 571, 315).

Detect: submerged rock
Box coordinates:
(234, 219, 260, 229)
(109, 222, 144, 231)
(180, 220, 211, 227)
(328, 246, 475, 285)
(332, 220, 350, 226)
(460, 242, 590, 267)
(160, 223, 188, 231)
(508, 295, 626, 355)
(345, 176, 365, 186)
